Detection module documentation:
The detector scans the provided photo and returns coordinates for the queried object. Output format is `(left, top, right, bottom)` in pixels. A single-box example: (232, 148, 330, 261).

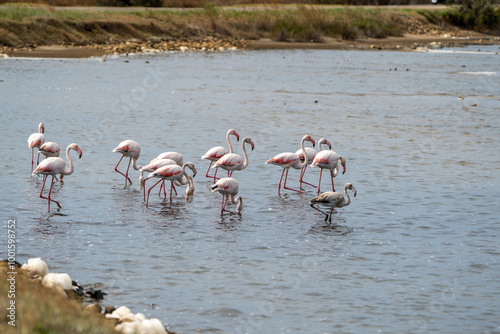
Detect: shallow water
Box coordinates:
(1, 45, 500, 333)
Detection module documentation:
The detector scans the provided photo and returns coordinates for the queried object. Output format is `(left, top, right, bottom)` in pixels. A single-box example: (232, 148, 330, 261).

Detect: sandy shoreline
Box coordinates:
(2, 34, 499, 58)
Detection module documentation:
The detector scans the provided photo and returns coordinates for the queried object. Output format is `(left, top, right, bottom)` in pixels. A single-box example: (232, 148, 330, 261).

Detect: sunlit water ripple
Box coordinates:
(1, 45, 499, 333)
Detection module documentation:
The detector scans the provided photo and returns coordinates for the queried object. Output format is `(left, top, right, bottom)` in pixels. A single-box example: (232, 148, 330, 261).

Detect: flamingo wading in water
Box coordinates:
(39, 141, 63, 180)
(112, 140, 141, 187)
(212, 137, 255, 177)
(28, 122, 45, 173)
(265, 135, 315, 195)
(32, 143, 83, 212)
(296, 137, 331, 189)
(146, 162, 196, 206)
(139, 158, 178, 200)
(211, 177, 243, 216)
(310, 183, 357, 225)
(201, 129, 239, 181)
(310, 147, 346, 195)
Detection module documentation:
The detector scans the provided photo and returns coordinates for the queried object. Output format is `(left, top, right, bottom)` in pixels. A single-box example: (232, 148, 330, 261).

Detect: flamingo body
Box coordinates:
(146, 162, 196, 206)
(153, 152, 183, 166)
(213, 137, 254, 177)
(211, 177, 242, 215)
(112, 140, 141, 187)
(266, 135, 315, 195)
(39, 141, 61, 158)
(296, 138, 332, 189)
(310, 183, 357, 225)
(202, 129, 240, 181)
(32, 143, 82, 211)
(311, 149, 346, 195)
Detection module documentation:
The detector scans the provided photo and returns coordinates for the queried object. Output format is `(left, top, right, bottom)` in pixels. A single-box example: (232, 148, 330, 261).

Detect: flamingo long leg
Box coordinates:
(31, 148, 35, 174)
(317, 169, 324, 195)
(283, 169, 303, 194)
(39, 175, 60, 211)
(124, 158, 132, 187)
(277, 169, 286, 195)
(299, 165, 317, 189)
(114, 156, 133, 186)
(146, 179, 163, 207)
(310, 204, 330, 222)
(142, 175, 153, 201)
(205, 161, 220, 180)
(329, 170, 336, 192)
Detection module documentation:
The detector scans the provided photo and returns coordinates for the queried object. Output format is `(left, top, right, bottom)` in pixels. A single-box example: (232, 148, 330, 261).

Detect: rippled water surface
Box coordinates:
(1, 46, 500, 333)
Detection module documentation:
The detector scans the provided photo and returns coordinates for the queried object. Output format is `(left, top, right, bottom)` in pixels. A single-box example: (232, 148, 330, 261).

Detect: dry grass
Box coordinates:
(0, 262, 118, 334)
(0, 4, 482, 48)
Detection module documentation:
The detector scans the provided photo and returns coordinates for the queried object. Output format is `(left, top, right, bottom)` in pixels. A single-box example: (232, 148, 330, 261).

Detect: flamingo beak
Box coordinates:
(77, 148, 83, 159)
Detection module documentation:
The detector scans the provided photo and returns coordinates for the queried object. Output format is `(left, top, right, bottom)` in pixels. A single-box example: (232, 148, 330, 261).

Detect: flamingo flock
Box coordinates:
(28, 124, 356, 223)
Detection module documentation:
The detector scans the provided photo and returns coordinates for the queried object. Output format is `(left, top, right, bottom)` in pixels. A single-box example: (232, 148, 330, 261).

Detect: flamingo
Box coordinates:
(211, 177, 242, 216)
(32, 143, 83, 212)
(310, 148, 346, 195)
(139, 158, 177, 200)
(39, 141, 61, 158)
(38, 142, 63, 180)
(296, 138, 331, 189)
(151, 152, 183, 166)
(145, 162, 196, 206)
(265, 135, 315, 195)
(28, 122, 45, 173)
(201, 129, 240, 181)
(112, 140, 141, 187)
(310, 183, 357, 225)
(212, 137, 255, 177)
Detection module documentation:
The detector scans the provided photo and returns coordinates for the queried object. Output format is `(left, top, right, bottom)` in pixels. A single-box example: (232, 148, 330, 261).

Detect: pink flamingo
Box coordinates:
(211, 177, 243, 216)
(151, 152, 183, 166)
(201, 129, 240, 181)
(310, 183, 356, 225)
(32, 143, 83, 212)
(39, 141, 61, 158)
(139, 158, 177, 200)
(212, 137, 254, 177)
(38, 141, 62, 181)
(296, 137, 331, 189)
(28, 122, 45, 173)
(112, 140, 141, 187)
(146, 162, 196, 206)
(310, 148, 346, 195)
(265, 135, 315, 195)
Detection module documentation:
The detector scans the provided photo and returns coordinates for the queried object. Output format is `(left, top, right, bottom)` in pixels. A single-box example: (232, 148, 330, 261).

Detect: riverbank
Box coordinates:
(3, 34, 500, 58)
(1, 4, 499, 58)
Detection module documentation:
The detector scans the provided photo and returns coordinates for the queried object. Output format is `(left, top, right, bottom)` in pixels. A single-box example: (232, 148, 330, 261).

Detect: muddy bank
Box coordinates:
(2, 34, 499, 58)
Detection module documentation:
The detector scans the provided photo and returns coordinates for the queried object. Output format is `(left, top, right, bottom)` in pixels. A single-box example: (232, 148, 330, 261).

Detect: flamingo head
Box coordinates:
(339, 157, 346, 174)
(183, 162, 197, 177)
(303, 135, 315, 147)
(69, 143, 83, 159)
(229, 129, 240, 141)
(243, 137, 255, 151)
(346, 183, 357, 197)
(236, 197, 243, 214)
(321, 138, 332, 150)
(185, 176, 195, 202)
(39, 122, 45, 134)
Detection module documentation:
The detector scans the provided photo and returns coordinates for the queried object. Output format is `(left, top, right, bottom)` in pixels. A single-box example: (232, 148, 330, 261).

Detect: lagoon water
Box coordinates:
(1, 46, 500, 333)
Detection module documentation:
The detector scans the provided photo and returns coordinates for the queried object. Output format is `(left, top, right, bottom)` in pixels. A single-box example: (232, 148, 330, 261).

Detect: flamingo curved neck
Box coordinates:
(240, 141, 250, 170)
(343, 186, 351, 206)
(227, 131, 235, 154)
(132, 157, 141, 171)
(300, 138, 308, 168)
(62, 146, 75, 176)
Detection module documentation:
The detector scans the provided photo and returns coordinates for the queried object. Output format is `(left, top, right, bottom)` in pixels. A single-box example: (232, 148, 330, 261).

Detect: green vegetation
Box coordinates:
(0, 263, 118, 334)
(0, 3, 498, 48)
(441, 0, 499, 30)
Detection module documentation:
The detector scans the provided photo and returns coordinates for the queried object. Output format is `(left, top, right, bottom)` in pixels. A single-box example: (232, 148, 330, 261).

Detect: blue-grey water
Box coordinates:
(1, 45, 499, 333)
